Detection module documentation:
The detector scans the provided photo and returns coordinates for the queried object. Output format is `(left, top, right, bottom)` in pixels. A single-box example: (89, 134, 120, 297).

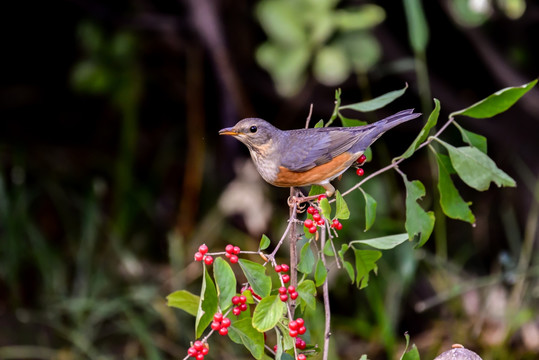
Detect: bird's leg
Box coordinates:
(322, 183, 335, 197)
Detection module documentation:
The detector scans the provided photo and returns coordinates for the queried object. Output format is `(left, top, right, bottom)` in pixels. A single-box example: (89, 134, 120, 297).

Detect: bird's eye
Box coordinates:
(250, 126, 257, 133)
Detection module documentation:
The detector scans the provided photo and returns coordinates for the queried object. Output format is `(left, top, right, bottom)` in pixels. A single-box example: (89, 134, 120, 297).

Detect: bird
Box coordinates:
(219, 109, 421, 197)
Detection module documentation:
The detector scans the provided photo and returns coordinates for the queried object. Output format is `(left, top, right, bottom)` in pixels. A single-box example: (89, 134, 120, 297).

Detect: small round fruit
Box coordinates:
(282, 274, 290, 283)
(281, 264, 290, 272)
(233, 307, 241, 316)
(194, 252, 204, 261)
(312, 213, 321, 222)
(298, 326, 306, 335)
(356, 168, 365, 176)
(221, 317, 231, 328)
(188, 347, 198, 357)
(193, 340, 204, 351)
(297, 354, 306, 360)
(239, 303, 248, 311)
(318, 194, 327, 201)
(278, 286, 287, 295)
(229, 254, 239, 263)
(225, 244, 234, 253)
(303, 219, 313, 228)
(335, 222, 343, 230)
(219, 327, 228, 336)
(308, 225, 317, 234)
(204, 255, 214, 265)
(233, 246, 241, 254)
(279, 294, 288, 302)
(196, 354, 204, 360)
(296, 318, 304, 327)
(317, 219, 325, 226)
(287, 285, 295, 293)
(274, 264, 282, 272)
(232, 296, 241, 305)
(198, 244, 208, 255)
(307, 206, 316, 214)
(289, 320, 298, 330)
(289, 329, 298, 337)
(290, 291, 298, 300)
(213, 312, 223, 322)
(239, 295, 247, 304)
(358, 154, 367, 164)
(211, 321, 221, 331)
(201, 347, 209, 355)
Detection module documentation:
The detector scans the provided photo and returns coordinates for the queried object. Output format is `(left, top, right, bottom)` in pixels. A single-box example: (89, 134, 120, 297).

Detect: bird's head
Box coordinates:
(219, 118, 278, 150)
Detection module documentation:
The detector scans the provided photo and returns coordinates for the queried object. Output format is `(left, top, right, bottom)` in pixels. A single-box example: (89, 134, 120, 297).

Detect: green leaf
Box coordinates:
(401, 174, 435, 247)
(195, 268, 218, 338)
(435, 152, 476, 224)
(252, 295, 286, 332)
(335, 190, 350, 220)
(403, 0, 429, 53)
(314, 259, 327, 287)
(397, 98, 439, 160)
(337, 30, 381, 73)
(339, 83, 408, 112)
(238, 259, 272, 298)
(338, 113, 367, 127)
(451, 79, 537, 118)
(308, 185, 326, 196)
(166, 290, 200, 316)
(314, 119, 325, 128)
(323, 239, 335, 256)
(353, 249, 382, 289)
(297, 241, 315, 274)
(214, 257, 237, 310)
(259, 234, 271, 251)
(456, 125, 487, 153)
(437, 140, 516, 191)
(296, 280, 317, 310)
(255, 0, 306, 46)
(319, 197, 332, 219)
(228, 318, 265, 359)
(353, 233, 409, 250)
(313, 45, 351, 86)
(401, 343, 420, 360)
(334, 5, 386, 31)
(359, 188, 377, 231)
(343, 260, 355, 283)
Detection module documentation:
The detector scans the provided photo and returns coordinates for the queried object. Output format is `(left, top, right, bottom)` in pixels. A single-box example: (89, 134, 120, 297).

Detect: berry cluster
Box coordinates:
(330, 218, 343, 231)
(275, 263, 290, 284)
(231, 294, 248, 316)
(224, 244, 241, 264)
(278, 285, 298, 302)
(194, 244, 214, 265)
(187, 340, 209, 359)
(210, 312, 231, 336)
(305, 206, 323, 234)
(295, 336, 306, 350)
(288, 317, 306, 338)
(355, 154, 367, 177)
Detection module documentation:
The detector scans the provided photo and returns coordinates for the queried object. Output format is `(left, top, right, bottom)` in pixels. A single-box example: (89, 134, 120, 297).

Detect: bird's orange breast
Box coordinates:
(272, 152, 357, 187)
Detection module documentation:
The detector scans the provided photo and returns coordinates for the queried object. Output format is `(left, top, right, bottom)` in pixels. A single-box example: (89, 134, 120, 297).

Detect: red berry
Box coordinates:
(204, 255, 214, 265)
(289, 329, 298, 337)
(221, 317, 231, 328)
(335, 222, 343, 230)
(233, 246, 241, 255)
(282, 274, 290, 283)
(297, 354, 306, 360)
(229, 254, 239, 263)
(233, 307, 241, 316)
(225, 244, 234, 253)
(317, 219, 325, 226)
(273, 345, 278, 352)
(274, 264, 282, 272)
(356, 168, 364, 176)
(211, 321, 221, 331)
(198, 244, 208, 255)
(279, 294, 288, 302)
(287, 285, 295, 293)
(296, 318, 304, 327)
(188, 347, 198, 357)
(194, 252, 204, 261)
(318, 194, 327, 201)
(225, 252, 231, 258)
(296, 337, 306, 350)
(278, 286, 287, 295)
(358, 154, 367, 164)
(232, 296, 240, 305)
(308, 225, 317, 234)
(201, 347, 209, 355)
(281, 264, 290, 272)
(332, 219, 339, 225)
(289, 320, 298, 330)
(303, 219, 313, 228)
(196, 354, 204, 360)
(307, 206, 316, 214)
(239, 303, 248, 311)
(290, 291, 298, 300)
(193, 340, 204, 351)
(298, 326, 306, 335)
(239, 295, 247, 304)
(213, 312, 223, 322)
(312, 213, 321, 222)
(219, 327, 228, 336)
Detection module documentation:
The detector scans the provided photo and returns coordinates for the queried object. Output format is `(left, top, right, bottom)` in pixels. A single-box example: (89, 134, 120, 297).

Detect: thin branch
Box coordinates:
(305, 103, 314, 128)
(320, 227, 331, 360)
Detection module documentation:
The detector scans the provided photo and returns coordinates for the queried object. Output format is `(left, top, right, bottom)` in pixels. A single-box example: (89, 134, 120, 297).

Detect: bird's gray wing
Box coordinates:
(279, 128, 368, 172)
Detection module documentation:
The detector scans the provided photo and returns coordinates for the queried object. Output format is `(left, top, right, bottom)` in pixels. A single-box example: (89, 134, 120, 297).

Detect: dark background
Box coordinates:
(0, 0, 538, 359)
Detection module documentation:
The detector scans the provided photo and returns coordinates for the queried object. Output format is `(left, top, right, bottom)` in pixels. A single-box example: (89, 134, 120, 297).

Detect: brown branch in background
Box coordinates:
(289, 187, 299, 317)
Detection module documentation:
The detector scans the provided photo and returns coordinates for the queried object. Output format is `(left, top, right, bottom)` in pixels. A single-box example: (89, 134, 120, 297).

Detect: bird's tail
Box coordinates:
(350, 109, 421, 152)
